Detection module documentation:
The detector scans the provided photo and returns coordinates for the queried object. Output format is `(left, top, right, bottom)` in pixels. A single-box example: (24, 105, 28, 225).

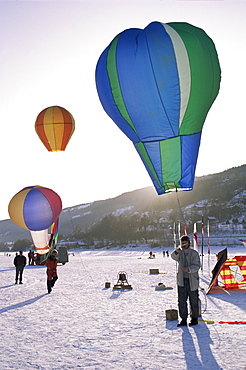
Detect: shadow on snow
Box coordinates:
(0, 294, 47, 314)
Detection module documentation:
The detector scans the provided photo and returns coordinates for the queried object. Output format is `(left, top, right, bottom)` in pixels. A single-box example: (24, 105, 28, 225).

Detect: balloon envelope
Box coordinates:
(35, 106, 75, 151)
(8, 186, 62, 231)
(96, 21, 221, 194)
(30, 229, 50, 255)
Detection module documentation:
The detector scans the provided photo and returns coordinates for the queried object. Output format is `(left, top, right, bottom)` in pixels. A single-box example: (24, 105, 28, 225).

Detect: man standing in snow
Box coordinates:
(14, 251, 27, 284)
(171, 235, 201, 327)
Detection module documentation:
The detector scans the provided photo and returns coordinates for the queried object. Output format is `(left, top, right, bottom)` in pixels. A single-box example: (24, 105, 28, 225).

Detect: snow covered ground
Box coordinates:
(0, 245, 246, 370)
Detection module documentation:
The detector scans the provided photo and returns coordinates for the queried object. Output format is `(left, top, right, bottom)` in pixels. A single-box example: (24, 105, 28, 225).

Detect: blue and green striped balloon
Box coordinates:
(96, 22, 221, 194)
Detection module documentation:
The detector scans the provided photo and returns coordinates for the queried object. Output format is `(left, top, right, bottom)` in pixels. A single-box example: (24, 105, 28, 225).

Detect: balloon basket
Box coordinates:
(113, 271, 132, 290)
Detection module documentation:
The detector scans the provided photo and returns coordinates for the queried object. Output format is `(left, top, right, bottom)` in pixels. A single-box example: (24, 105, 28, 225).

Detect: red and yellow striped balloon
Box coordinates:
(35, 106, 75, 151)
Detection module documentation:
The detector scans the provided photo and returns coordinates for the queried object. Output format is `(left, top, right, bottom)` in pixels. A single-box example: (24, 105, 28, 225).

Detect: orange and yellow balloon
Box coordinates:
(35, 106, 75, 151)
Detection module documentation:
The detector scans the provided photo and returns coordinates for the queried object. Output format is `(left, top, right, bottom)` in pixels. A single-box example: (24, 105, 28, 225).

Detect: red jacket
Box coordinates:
(46, 256, 58, 280)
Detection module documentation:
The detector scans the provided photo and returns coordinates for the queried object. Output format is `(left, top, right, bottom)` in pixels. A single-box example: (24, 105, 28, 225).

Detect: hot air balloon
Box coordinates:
(8, 186, 62, 254)
(95, 21, 221, 195)
(8, 186, 62, 231)
(35, 106, 75, 151)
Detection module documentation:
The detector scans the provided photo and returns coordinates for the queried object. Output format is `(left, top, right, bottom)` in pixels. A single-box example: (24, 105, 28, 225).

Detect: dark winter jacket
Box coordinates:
(14, 255, 27, 267)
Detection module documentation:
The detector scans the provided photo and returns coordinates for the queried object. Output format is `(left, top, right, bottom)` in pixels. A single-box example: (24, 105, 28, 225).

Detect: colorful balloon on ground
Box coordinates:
(96, 21, 221, 194)
(35, 106, 75, 151)
(8, 186, 62, 231)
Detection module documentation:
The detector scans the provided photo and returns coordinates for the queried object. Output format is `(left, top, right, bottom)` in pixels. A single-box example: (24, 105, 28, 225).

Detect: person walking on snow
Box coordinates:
(28, 250, 32, 265)
(46, 249, 59, 293)
(171, 235, 201, 327)
(14, 250, 27, 284)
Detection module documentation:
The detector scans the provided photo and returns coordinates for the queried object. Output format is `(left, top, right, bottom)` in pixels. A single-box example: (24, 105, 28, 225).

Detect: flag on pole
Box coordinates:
(201, 216, 204, 271)
(173, 222, 176, 249)
(207, 219, 211, 254)
(193, 222, 198, 251)
(207, 219, 211, 274)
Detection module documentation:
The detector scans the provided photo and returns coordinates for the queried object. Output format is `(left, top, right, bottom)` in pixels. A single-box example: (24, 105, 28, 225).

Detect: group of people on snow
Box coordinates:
(27, 250, 35, 265)
(13, 235, 201, 325)
(13, 249, 59, 293)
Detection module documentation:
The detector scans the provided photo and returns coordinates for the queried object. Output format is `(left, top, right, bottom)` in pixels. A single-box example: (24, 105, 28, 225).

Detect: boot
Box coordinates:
(177, 319, 187, 327)
(189, 318, 198, 326)
(47, 281, 52, 293)
(51, 276, 58, 288)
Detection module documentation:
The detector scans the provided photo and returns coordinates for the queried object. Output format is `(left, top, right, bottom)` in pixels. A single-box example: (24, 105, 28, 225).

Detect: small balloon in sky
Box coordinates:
(8, 185, 62, 231)
(96, 21, 221, 195)
(35, 106, 75, 152)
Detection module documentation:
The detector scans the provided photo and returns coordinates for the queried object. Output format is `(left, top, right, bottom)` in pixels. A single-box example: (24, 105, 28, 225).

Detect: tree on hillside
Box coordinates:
(0, 242, 9, 252)
(12, 239, 32, 251)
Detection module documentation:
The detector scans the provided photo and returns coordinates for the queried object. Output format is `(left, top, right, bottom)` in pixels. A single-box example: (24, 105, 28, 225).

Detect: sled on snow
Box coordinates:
(155, 283, 173, 291)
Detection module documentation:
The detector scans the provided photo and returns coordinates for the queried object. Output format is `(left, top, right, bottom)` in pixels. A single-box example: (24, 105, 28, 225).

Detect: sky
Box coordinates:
(0, 0, 245, 221)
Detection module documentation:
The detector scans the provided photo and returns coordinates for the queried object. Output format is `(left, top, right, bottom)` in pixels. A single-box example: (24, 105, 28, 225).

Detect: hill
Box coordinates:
(1, 165, 245, 244)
